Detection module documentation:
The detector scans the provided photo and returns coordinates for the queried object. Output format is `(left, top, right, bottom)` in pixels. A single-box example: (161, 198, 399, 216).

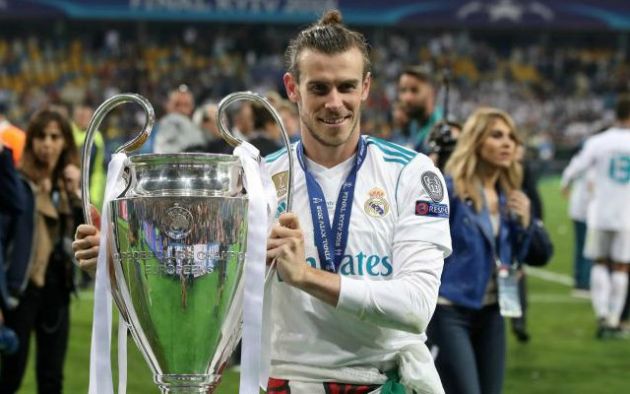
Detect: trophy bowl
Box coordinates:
(109, 153, 247, 392)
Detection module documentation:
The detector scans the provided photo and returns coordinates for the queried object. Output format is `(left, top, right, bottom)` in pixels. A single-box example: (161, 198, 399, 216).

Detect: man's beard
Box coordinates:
(301, 113, 358, 148)
(407, 104, 429, 124)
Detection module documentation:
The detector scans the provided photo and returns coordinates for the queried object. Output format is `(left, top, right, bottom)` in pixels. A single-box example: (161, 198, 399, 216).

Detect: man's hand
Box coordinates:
(266, 213, 308, 287)
(72, 224, 100, 276)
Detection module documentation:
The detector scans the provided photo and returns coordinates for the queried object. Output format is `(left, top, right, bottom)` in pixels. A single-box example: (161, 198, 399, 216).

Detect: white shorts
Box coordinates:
(584, 229, 630, 263)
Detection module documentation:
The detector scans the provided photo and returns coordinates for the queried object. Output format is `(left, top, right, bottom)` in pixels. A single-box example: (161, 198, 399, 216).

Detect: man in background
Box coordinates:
(561, 94, 630, 338)
(153, 85, 205, 153)
(397, 66, 442, 153)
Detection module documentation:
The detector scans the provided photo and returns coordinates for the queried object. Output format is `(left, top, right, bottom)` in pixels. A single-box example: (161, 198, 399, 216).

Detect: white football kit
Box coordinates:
(561, 127, 630, 261)
(264, 136, 452, 390)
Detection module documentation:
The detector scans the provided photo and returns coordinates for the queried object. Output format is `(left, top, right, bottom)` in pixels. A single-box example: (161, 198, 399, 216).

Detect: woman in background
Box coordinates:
(0, 109, 82, 394)
(427, 107, 552, 394)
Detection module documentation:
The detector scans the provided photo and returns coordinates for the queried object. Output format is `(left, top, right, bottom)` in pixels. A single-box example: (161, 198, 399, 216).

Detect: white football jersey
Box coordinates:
(264, 135, 452, 383)
(562, 127, 630, 230)
(561, 157, 594, 221)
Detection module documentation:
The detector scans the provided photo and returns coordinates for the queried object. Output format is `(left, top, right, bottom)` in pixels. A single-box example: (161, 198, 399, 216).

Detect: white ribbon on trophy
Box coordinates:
(234, 141, 277, 393)
(88, 152, 128, 394)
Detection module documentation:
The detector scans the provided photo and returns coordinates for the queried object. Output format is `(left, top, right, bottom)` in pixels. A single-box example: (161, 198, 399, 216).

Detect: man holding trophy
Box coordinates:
(74, 9, 451, 394)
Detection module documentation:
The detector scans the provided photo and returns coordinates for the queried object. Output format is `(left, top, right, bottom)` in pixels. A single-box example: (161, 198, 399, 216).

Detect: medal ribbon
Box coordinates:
(297, 137, 367, 273)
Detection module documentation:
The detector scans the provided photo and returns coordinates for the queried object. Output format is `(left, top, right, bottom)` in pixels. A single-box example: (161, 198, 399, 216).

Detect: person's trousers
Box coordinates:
(0, 282, 69, 394)
(427, 304, 505, 394)
(621, 283, 630, 323)
(574, 220, 592, 289)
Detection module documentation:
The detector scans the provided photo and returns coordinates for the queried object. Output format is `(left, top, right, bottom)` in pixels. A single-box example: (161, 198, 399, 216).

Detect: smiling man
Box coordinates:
(265, 10, 452, 394)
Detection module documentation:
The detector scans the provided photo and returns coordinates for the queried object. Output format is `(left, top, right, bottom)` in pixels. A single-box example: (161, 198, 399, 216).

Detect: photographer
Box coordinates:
(424, 66, 461, 171)
(0, 110, 83, 394)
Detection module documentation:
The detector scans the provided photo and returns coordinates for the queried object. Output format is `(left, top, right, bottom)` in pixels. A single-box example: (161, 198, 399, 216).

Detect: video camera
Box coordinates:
(429, 120, 458, 171)
(427, 68, 459, 170)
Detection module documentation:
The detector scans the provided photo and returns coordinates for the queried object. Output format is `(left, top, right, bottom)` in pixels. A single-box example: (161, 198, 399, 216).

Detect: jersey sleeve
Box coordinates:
(336, 155, 451, 334)
(561, 139, 597, 188)
(337, 240, 444, 334)
(393, 155, 452, 256)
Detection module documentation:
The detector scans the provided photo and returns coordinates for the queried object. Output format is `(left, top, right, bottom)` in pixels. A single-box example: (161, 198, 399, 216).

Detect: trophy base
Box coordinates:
(155, 374, 220, 393)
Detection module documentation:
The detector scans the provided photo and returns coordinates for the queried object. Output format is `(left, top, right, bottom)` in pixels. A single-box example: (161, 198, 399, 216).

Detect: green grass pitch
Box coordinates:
(16, 177, 630, 393)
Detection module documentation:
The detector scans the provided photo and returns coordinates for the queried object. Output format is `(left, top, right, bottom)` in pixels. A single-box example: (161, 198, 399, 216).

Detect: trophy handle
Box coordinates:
(216, 91, 294, 212)
(81, 93, 155, 225)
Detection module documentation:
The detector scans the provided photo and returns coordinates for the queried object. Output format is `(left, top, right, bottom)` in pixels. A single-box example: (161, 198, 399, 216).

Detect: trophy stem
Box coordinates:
(156, 374, 219, 393)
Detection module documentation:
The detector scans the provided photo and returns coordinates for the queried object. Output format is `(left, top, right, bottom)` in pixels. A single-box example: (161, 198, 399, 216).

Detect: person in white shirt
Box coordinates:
(152, 85, 205, 154)
(264, 10, 451, 393)
(561, 145, 595, 295)
(561, 94, 630, 337)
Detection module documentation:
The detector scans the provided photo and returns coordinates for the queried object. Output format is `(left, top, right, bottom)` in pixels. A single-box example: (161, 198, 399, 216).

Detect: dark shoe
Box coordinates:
(513, 328, 530, 343)
(606, 326, 630, 340)
(596, 318, 608, 339)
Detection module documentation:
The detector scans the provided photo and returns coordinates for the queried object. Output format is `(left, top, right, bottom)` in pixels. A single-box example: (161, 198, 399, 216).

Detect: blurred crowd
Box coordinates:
(1, 19, 629, 394)
(1, 24, 628, 157)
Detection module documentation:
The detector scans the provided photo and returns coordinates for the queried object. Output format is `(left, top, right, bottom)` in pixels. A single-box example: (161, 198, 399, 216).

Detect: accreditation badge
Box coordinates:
(497, 263, 522, 318)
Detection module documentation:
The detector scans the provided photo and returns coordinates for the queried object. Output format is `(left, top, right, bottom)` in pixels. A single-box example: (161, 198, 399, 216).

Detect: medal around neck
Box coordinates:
(82, 92, 293, 393)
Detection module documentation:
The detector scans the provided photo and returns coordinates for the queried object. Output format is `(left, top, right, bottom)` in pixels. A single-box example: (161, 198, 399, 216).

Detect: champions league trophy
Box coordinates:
(81, 92, 293, 393)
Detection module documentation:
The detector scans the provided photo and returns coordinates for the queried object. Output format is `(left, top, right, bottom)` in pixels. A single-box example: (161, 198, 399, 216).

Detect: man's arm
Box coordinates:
(560, 141, 596, 189)
(266, 214, 444, 334)
(337, 241, 443, 334)
(340, 155, 451, 333)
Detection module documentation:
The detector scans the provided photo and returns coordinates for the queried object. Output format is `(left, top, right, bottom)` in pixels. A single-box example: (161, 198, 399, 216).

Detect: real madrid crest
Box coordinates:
(364, 187, 390, 218)
(164, 203, 193, 240)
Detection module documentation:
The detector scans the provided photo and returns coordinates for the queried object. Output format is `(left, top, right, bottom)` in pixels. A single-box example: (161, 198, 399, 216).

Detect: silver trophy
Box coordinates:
(81, 92, 293, 393)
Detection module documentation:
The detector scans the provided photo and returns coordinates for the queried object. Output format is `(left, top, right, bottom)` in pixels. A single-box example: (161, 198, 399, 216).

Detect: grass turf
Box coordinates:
(16, 177, 630, 393)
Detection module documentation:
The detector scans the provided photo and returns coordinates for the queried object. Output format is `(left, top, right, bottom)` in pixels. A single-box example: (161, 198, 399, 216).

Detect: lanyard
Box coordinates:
(479, 183, 511, 268)
(297, 137, 367, 273)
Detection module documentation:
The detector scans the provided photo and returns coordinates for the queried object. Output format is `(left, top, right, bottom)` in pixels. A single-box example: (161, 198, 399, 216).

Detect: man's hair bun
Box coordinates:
(319, 9, 343, 25)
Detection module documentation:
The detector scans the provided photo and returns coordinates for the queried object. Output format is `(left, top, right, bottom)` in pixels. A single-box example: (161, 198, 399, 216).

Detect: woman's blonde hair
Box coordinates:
(444, 107, 523, 212)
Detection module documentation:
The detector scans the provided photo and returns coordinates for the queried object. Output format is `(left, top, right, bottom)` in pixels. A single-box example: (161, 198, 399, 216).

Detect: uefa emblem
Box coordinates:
(364, 187, 390, 218)
(421, 171, 444, 202)
(272, 171, 289, 198)
(164, 204, 193, 240)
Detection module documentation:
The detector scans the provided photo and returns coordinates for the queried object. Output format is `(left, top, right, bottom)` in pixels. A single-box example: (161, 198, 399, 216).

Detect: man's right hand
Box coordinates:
(72, 224, 101, 276)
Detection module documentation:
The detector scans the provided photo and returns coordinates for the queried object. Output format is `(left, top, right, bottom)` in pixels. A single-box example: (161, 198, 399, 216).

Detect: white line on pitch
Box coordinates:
(529, 293, 588, 303)
(525, 266, 574, 286)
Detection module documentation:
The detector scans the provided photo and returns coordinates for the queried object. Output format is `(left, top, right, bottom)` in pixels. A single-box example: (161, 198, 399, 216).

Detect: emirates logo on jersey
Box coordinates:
(364, 187, 390, 218)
